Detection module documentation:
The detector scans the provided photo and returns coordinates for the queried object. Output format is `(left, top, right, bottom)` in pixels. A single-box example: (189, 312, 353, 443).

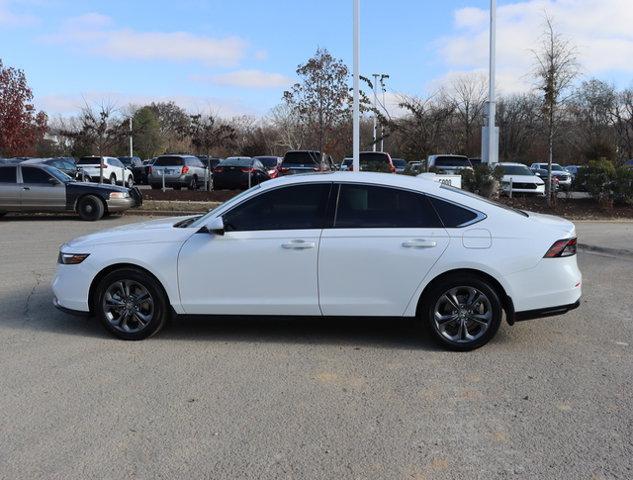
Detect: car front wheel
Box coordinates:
(95, 268, 168, 340)
(420, 274, 502, 351)
(77, 195, 105, 221)
(126, 177, 134, 188)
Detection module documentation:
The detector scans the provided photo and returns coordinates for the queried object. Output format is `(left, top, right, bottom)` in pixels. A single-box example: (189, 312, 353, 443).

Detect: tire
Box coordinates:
(77, 195, 105, 221)
(419, 273, 502, 351)
(126, 176, 134, 188)
(95, 268, 168, 340)
(109, 174, 117, 185)
(187, 176, 198, 190)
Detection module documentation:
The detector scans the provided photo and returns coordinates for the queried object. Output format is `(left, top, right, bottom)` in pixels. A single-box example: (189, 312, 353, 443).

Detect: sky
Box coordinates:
(1, 0, 633, 119)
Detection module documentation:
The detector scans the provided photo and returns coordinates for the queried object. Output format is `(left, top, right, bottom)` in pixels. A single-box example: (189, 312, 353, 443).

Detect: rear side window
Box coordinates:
(428, 197, 479, 228)
(22, 167, 53, 184)
(223, 184, 330, 231)
(0, 167, 17, 183)
(334, 184, 442, 229)
(77, 157, 100, 165)
(283, 152, 320, 165)
(155, 156, 184, 166)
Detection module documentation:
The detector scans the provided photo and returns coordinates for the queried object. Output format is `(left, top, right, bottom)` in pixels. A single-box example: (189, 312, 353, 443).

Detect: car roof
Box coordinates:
(497, 162, 528, 166)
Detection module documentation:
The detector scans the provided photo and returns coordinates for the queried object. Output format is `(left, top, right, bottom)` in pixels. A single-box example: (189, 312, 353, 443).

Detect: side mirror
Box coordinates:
(48, 177, 60, 185)
(206, 216, 225, 235)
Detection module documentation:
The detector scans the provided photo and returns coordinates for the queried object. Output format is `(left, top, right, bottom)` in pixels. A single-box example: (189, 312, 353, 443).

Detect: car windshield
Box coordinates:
(392, 159, 407, 167)
(440, 184, 528, 217)
(501, 165, 533, 175)
(118, 157, 132, 165)
(435, 157, 471, 167)
(44, 165, 72, 182)
(77, 157, 101, 165)
(254, 157, 278, 168)
(189, 185, 262, 228)
(221, 158, 253, 167)
(343, 158, 353, 166)
(154, 156, 184, 166)
(283, 152, 320, 164)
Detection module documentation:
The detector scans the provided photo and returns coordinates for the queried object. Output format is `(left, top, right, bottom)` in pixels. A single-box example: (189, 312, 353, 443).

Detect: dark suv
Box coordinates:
(278, 150, 334, 176)
(118, 156, 145, 184)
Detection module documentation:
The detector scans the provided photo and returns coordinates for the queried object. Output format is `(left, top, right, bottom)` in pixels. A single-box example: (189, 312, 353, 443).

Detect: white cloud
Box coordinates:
(0, 0, 38, 26)
(36, 92, 259, 118)
(434, 0, 633, 93)
(44, 13, 248, 67)
(193, 70, 293, 89)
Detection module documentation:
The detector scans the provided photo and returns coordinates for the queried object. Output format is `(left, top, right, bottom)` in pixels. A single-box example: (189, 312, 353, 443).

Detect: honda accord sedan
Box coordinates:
(52, 172, 581, 350)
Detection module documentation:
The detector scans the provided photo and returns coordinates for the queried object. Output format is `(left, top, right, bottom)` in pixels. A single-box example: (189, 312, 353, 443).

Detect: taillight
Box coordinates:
(313, 166, 320, 171)
(389, 164, 396, 173)
(544, 238, 577, 258)
(241, 168, 254, 173)
(213, 167, 223, 174)
(181, 166, 190, 174)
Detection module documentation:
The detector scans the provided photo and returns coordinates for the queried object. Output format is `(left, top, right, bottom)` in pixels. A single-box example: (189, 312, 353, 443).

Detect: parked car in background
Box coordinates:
(118, 156, 145, 184)
(53, 172, 581, 351)
(196, 155, 222, 171)
(348, 151, 396, 173)
(530, 163, 572, 191)
(469, 157, 482, 167)
(213, 157, 270, 190)
(564, 165, 583, 179)
(340, 158, 353, 171)
(427, 155, 473, 174)
(391, 158, 407, 174)
(278, 150, 334, 176)
(21, 157, 89, 182)
(148, 155, 205, 190)
(253, 156, 282, 179)
(77, 156, 135, 187)
(405, 161, 425, 175)
(0, 163, 141, 220)
(497, 162, 545, 196)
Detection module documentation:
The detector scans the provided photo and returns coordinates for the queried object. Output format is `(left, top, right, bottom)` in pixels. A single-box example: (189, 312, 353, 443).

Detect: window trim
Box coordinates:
(426, 192, 487, 228)
(220, 182, 334, 232)
(19, 165, 57, 185)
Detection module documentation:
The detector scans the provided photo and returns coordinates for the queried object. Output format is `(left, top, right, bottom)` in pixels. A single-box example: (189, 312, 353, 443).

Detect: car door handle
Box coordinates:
(402, 239, 437, 249)
(21, 187, 30, 191)
(281, 240, 316, 250)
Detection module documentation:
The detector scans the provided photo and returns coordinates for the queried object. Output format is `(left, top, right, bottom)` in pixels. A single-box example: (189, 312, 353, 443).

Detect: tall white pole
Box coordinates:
(372, 73, 378, 152)
(352, 0, 360, 172)
(487, 0, 497, 164)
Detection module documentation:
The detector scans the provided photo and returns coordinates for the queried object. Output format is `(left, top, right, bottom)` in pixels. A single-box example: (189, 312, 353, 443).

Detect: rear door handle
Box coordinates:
(402, 239, 437, 249)
(281, 240, 316, 250)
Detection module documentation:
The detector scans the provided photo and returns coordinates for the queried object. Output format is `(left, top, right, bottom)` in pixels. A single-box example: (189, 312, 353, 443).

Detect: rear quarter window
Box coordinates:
(428, 197, 480, 228)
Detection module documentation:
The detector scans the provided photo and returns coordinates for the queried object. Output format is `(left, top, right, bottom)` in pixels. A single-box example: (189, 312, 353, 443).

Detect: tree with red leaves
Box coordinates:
(0, 59, 47, 157)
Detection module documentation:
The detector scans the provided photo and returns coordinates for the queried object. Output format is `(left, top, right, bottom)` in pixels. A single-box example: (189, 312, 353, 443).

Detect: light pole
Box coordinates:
(380, 74, 389, 152)
(352, 0, 360, 173)
(482, 0, 498, 165)
(129, 117, 133, 157)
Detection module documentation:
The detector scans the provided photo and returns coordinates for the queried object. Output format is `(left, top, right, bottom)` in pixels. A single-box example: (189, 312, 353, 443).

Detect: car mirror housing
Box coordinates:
(205, 216, 225, 236)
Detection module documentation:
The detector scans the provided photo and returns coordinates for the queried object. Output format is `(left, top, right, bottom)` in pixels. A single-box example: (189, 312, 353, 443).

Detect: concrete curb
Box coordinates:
(578, 243, 633, 259)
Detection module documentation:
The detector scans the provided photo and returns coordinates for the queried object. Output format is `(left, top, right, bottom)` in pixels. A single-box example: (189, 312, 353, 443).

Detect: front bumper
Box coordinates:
(53, 296, 91, 317)
(106, 197, 135, 212)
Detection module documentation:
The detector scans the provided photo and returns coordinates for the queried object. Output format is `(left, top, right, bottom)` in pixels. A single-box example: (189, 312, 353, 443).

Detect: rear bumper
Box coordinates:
(514, 299, 580, 322)
(149, 174, 192, 187)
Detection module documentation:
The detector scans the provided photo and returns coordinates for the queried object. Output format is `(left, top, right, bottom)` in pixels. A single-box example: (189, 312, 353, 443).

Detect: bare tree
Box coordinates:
(532, 14, 580, 204)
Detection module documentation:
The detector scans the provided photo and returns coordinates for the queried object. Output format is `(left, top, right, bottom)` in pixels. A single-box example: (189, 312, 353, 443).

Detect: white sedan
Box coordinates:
(497, 162, 545, 195)
(52, 172, 581, 350)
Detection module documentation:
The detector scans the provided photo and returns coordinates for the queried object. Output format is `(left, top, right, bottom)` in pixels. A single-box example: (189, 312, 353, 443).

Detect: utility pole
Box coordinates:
(352, 0, 360, 173)
(129, 117, 133, 157)
(380, 74, 389, 152)
(372, 73, 379, 152)
(481, 0, 498, 165)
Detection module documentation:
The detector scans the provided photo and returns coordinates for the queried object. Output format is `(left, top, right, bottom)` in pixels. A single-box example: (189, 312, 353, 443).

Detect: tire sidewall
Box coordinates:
(78, 195, 104, 221)
(421, 274, 502, 351)
(96, 268, 167, 340)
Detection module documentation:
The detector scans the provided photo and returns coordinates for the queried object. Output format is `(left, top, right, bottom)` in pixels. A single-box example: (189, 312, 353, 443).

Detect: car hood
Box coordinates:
(525, 212, 576, 237)
(67, 181, 129, 193)
(64, 216, 198, 249)
(502, 174, 544, 184)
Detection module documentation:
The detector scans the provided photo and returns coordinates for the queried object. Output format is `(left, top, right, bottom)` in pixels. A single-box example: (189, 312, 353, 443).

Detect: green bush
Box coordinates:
(461, 165, 504, 198)
(576, 159, 633, 205)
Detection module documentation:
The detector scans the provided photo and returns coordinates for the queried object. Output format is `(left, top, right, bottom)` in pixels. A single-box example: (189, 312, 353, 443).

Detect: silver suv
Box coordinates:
(149, 155, 206, 190)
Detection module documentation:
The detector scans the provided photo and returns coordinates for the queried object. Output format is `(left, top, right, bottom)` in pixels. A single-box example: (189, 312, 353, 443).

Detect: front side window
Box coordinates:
(223, 183, 330, 232)
(334, 184, 442, 229)
(22, 167, 54, 184)
(0, 167, 17, 183)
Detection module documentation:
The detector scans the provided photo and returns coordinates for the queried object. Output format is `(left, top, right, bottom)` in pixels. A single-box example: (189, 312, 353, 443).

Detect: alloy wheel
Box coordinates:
(102, 280, 154, 334)
(433, 286, 492, 344)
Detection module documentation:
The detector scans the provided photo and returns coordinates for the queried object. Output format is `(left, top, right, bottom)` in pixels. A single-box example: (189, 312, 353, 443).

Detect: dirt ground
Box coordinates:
(142, 189, 239, 202)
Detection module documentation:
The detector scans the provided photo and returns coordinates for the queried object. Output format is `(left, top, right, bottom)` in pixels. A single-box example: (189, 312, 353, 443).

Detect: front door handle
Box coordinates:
(402, 239, 437, 249)
(21, 187, 30, 191)
(281, 240, 316, 250)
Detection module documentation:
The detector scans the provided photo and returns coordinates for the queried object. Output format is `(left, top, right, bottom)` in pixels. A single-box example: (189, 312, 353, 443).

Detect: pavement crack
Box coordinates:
(23, 272, 43, 319)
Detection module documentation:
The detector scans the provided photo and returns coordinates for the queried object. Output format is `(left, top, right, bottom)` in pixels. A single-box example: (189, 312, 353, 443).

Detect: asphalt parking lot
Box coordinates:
(0, 215, 631, 480)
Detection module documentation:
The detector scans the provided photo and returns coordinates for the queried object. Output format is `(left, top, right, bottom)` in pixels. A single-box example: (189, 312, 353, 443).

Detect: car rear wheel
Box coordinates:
(95, 268, 168, 340)
(77, 195, 105, 221)
(187, 176, 198, 190)
(109, 174, 117, 185)
(420, 274, 502, 351)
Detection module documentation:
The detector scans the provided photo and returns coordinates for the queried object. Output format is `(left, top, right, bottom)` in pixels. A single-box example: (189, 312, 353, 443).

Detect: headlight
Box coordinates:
(109, 192, 130, 199)
(58, 252, 90, 264)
